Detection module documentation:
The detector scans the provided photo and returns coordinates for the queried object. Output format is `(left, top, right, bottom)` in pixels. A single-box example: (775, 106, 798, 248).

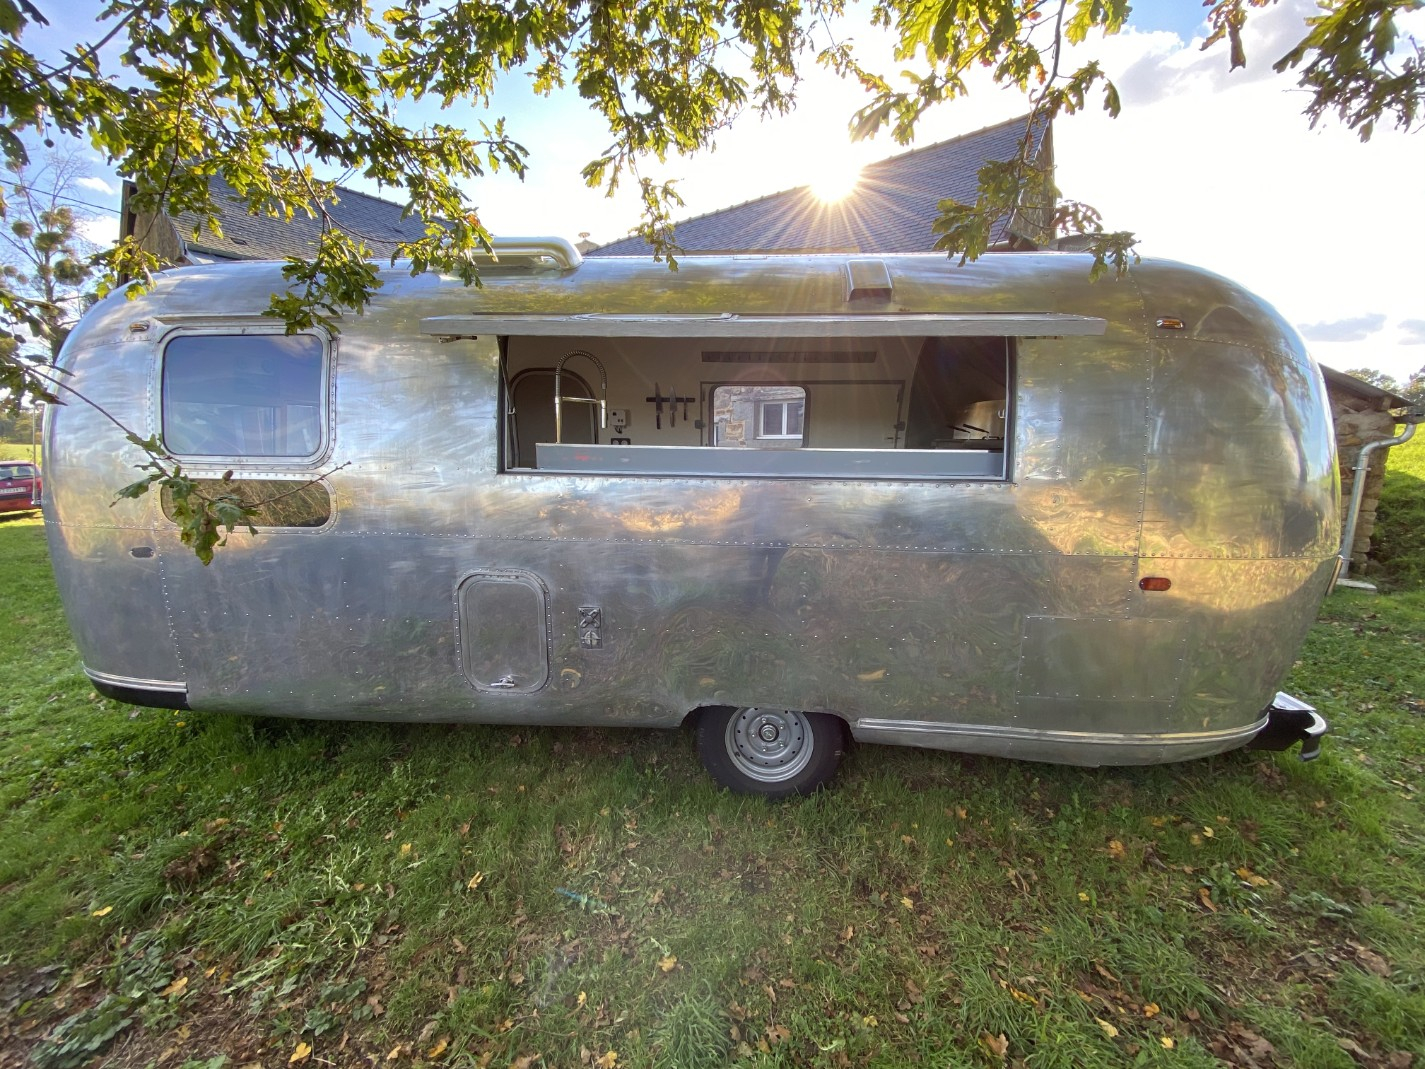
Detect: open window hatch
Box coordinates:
(420, 312, 1106, 481)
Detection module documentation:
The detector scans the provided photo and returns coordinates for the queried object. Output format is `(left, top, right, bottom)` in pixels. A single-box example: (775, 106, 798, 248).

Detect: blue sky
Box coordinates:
(31, 1, 1425, 381)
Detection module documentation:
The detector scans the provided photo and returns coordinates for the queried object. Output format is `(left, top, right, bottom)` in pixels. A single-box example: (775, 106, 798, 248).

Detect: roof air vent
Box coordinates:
(846, 259, 893, 302)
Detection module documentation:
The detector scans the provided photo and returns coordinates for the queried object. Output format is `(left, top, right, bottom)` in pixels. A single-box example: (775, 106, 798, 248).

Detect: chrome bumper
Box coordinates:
(1248, 692, 1328, 761)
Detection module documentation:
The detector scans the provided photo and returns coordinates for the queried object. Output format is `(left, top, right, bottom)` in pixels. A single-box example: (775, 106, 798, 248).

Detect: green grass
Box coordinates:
(0, 438, 42, 464)
(2, 511, 1423, 1068)
(1372, 430, 1425, 590)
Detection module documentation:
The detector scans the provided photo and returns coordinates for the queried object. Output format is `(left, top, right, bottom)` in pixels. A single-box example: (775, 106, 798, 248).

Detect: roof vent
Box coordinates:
(846, 259, 893, 302)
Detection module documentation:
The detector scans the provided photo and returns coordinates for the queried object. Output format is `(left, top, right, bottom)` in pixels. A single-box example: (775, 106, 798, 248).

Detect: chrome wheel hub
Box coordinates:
(725, 707, 814, 783)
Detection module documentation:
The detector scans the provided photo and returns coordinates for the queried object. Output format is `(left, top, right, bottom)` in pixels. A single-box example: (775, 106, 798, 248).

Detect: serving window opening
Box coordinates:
(498, 332, 1013, 480)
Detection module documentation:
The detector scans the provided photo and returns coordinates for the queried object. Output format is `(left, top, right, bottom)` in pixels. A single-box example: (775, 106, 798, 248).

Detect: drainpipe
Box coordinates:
(1336, 409, 1423, 587)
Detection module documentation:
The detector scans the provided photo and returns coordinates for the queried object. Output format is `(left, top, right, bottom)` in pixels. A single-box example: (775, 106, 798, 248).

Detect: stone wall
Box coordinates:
(1330, 390, 1400, 571)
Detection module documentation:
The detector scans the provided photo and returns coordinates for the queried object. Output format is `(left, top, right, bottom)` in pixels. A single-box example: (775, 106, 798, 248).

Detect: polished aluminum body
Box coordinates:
(44, 249, 1339, 765)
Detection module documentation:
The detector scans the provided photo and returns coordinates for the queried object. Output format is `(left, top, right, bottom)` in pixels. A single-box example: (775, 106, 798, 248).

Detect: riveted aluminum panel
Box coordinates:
(1017, 617, 1188, 703)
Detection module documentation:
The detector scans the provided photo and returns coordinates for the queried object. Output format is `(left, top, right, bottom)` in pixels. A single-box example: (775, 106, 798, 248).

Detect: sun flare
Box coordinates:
(809, 161, 863, 203)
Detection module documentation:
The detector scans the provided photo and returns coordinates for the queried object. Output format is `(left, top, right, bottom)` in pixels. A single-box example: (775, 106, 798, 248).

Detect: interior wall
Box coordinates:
(506, 335, 926, 452)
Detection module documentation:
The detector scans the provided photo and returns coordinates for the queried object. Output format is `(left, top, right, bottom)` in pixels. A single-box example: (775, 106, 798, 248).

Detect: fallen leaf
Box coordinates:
(400, 842, 412, 856)
(427, 1037, 449, 1059)
(1096, 1018, 1119, 1039)
(857, 669, 886, 681)
(386, 1046, 403, 1062)
(1236, 867, 1271, 888)
(1201, 826, 1215, 838)
(1338, 1036, 1371, 1058)
(658, 955, 678, 973)
(290, 1042, 312, 1064)
(1160, 1037, 1175, 1049)
(900, 897, 915, 911)
(511, 1055, 541, 1069)
(1198, 887, 1218, 912)
(576, 991, 587, 1009)
(467, 872, 485, 890)
(1106, 840, 1126, 859)
(595, 1052, 617, 1069)
(91, 906, 113, 917)
(862, 1014, 878, 1027)
(1143, 1002, 1160, 1018)
(1353, 945, 1392, 978)
(979, 1032, 1008, 1060)
(159, 976, 188, 998)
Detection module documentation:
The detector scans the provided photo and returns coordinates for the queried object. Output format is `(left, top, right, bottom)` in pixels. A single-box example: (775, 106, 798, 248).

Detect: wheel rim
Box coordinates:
(724, 707, 815, 784)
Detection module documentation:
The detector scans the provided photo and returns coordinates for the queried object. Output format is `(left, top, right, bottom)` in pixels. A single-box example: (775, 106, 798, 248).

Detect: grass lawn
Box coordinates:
(0, 440, 41, 464)
(1372, 431, 1425, 590)
(1, 508, 1423, 1068)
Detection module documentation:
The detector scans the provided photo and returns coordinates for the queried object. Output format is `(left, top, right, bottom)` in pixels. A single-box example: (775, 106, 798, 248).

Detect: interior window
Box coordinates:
(162, 333, 326, 459)
(712, 386, 806, 448)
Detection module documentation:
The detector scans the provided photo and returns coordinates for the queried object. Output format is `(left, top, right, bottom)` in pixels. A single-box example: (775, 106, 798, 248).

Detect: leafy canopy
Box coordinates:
(0, 0, 1420, 558)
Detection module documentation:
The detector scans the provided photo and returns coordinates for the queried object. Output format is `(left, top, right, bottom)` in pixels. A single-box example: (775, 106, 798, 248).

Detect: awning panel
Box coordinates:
(421, 312, 1107, 339)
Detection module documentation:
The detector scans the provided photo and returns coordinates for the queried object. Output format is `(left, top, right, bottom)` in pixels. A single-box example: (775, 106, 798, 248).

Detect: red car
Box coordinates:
(0, 461, 41, 513)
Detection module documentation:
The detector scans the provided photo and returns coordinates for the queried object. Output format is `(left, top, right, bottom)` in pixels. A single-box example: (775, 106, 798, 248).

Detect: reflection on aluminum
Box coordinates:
(44, 250, 1338, 767)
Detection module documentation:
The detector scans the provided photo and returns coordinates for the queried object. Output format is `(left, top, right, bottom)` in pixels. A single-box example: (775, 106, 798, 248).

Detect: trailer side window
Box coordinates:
(161, 333, 327, 460)
(502, 333, 1012, 480)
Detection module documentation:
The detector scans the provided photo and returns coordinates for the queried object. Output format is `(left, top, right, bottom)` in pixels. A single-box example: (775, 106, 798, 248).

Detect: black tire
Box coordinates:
(695, 706, 848, 798)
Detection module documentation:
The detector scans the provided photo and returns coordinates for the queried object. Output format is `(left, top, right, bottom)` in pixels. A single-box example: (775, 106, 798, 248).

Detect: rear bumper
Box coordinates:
(86, 668, 190, 711)
(1248, 692, 1328, 761)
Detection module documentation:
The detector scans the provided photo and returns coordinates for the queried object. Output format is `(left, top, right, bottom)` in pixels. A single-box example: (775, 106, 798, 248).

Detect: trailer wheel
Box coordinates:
(695, 706, 847, 798)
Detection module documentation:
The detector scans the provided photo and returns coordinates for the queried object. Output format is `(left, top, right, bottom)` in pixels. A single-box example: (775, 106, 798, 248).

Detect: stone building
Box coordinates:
(1321, 368, 1416, 574)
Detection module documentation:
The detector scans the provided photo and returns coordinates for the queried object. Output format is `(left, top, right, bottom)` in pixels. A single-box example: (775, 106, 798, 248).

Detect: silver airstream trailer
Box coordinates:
(43, 240, 1335, 796)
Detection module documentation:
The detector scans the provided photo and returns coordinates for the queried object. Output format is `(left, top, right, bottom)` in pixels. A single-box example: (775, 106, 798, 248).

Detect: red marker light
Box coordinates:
(1139, 577, 1172, 592)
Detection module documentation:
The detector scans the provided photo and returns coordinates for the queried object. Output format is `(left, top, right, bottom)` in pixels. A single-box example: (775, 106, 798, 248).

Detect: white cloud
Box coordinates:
(76, 176, 115, 196)
(1299, 314, 1388, 343)
(76, 215, 116, 247)
(1399, 320, 1425, 346)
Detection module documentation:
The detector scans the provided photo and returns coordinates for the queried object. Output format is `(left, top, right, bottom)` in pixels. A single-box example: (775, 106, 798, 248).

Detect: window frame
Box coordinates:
(156, 324, 334, 469)
(466, 312, 1099, 482)
(756, 397, 806, 441)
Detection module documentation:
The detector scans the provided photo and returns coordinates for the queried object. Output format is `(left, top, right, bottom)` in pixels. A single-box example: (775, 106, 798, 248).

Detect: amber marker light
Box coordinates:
(1139, 577, 1172, 592)
(1155, 317, 1186, 330)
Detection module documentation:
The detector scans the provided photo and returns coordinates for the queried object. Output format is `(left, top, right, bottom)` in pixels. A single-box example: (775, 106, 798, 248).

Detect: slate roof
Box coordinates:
(1321, 366, 1416, 411)
(168, 176, 427, 262)
(589, 114, 1049, 257)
